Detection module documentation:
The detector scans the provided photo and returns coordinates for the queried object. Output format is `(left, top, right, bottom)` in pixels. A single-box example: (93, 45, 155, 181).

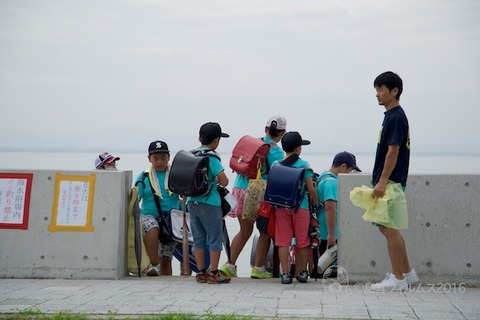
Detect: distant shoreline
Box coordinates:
(1, 147, 479, 157)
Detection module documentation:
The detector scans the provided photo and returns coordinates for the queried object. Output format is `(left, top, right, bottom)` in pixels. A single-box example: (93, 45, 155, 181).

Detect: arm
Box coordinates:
(217, 170, 229, 188)
(373, 144, 399, 198)
(324, 199, 337, 247)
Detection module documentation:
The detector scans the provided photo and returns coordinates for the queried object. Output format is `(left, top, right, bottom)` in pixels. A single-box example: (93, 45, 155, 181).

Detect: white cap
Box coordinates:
(266, 115, 287, 130)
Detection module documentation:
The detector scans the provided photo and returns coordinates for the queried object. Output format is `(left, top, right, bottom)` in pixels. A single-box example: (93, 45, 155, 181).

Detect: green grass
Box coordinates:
(1, 307, 257, 320)
(1, 307, 369, 320)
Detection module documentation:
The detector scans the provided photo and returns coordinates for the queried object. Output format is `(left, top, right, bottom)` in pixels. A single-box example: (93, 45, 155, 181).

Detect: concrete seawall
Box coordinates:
(0, 169, 132, 279)
(0, 169, 478, 286)
(338, 173, 479, 286)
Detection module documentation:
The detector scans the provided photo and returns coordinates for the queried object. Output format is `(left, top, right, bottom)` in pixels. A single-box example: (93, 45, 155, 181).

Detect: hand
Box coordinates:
(327, 234, 336, 248)
(372, 181, 387, 198)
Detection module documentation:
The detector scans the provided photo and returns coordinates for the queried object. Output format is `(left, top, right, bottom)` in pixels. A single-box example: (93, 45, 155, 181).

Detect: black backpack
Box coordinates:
(168, 149, 220, 197)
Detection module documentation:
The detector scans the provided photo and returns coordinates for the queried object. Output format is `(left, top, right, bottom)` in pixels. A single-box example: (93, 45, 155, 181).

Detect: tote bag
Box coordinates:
(242, 169, 267, 220)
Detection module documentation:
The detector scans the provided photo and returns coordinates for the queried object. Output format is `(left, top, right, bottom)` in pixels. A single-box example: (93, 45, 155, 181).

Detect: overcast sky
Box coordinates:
(1, 0, 479, 155)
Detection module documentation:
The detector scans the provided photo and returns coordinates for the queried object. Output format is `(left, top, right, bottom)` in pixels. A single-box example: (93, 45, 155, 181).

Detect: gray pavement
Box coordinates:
(0, 276, 479, 319)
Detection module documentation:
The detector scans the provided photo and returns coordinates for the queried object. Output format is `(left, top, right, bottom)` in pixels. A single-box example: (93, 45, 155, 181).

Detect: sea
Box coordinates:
(2, 150, 480, 277)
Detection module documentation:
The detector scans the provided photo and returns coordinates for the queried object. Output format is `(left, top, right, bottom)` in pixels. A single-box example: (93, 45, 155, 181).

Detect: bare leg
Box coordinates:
(194, 249, 205, 271)
(294, 247, 309, 277)
(159, 257, 172, 275)
(227, 217, 254, 264)
(253, 232, 271, 267)
(278, 246, 290, 274)
(209, 250, 221, 271)
(143, 227, 159, 265)
(379, 226, 411, 279)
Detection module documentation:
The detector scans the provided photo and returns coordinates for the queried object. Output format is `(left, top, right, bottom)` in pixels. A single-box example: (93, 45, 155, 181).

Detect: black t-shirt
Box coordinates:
(372, 106, 410, 187)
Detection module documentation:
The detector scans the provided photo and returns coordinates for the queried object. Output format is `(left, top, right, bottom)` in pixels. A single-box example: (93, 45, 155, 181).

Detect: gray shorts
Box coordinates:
(140, 214, 175, 260)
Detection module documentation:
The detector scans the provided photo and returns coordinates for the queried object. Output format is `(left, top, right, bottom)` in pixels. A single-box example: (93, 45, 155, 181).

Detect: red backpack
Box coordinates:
(229, 135, 272, 179)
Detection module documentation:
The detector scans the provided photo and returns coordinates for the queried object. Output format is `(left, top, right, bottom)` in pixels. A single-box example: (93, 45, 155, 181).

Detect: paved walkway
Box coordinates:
(0, 277, 478, 319)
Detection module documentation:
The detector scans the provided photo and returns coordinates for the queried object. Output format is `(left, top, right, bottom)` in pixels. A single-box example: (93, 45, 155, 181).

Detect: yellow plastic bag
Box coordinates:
(349, 183, 408, 230)
(242, 169, 267, 220)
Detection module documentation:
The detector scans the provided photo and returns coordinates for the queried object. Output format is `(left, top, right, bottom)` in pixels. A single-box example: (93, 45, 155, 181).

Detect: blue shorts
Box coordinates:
(187, 201, 224, 252)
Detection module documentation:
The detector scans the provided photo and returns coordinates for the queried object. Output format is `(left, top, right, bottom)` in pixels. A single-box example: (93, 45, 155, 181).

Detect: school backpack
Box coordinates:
(264, 162, 305, 209)
(229, 135, 272, 179)
(168, 149, 220, 197)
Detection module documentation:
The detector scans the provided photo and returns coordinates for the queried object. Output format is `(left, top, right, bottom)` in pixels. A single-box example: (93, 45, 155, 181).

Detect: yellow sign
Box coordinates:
(48, 173, 96, 232)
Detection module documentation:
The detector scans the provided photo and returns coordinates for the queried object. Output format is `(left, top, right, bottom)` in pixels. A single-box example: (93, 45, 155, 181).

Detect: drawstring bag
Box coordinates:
(242, 169, 267, 220)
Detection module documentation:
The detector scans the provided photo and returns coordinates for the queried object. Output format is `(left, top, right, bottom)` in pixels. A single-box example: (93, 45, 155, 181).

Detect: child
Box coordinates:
(135, 140, 180, 276)
(274, 131, 318, 284)
(220, 115, 287, 279)
(187, 122, 231, 284)
(94, 152, 120, 170)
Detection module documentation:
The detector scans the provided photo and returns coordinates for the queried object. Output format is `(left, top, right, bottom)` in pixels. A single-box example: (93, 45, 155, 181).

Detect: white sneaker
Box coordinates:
(143, 264, 160, 276)
(404, 269, 419, 284)
(371, 273, 407, 292)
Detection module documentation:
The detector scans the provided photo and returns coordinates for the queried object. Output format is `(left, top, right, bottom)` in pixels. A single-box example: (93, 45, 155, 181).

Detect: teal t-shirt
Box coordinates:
(233, 136, 285, 189)
(135, 169, 180, 217)
(316, 170, 338, 240)
(187, 148, 224, 206)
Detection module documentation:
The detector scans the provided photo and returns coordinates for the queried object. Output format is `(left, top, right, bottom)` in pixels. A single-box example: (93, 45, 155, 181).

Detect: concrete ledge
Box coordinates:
(338, 174, 480, 286)
(1, 169, 478, 285)
(0, 169, 132, 279)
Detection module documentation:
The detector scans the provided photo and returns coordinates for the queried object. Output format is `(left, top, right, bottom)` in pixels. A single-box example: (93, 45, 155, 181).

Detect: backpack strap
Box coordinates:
(260, 137, 277, 176)
(281, 153, 299, 166)
(191, 149, 220, 197)
(136, 170, 164, 216)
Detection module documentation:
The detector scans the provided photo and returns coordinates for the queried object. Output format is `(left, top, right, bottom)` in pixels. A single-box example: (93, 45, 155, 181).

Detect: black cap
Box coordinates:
(333, 151, 362, 172)
(148, 140, 169, 155)
(199, 122, 229, 139)
(281, 131, 310, 152)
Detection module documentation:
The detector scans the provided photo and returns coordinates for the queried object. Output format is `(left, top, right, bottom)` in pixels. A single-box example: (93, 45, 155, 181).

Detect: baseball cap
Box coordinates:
(281, 131, 310, 151)
(333, 151, 362, 172)
(266, 115, 287, 130)
(95, 152, 120, 169)
(148, 140, 169, 155)
(199, 122, 229, 139)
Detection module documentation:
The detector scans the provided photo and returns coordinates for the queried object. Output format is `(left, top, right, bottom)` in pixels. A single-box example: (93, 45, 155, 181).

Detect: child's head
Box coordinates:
(199, 122, 229, 146)
(332, 151, 362, 172)
(265, 115, 287, 140)
(95, 152, 120, 170)
(148, 140, 170, 172)
(374, 71, 403, 100)
(281, 131, 310, 153)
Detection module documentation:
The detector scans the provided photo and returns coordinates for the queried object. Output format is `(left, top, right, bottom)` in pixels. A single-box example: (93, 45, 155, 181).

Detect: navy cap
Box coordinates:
(333, 151, 362, 172)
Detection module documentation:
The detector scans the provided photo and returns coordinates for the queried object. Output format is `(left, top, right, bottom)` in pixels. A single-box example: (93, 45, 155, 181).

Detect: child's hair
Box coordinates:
(200, 136, 215, 145)
(374, 71, 403, 100)
(267, 121, 286, 138)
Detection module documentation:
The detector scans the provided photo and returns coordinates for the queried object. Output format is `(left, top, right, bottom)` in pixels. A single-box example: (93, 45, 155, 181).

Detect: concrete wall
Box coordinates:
(338, 174, 480, 286)
(1, 169, 478, 285)
(0, 169, 132, 279)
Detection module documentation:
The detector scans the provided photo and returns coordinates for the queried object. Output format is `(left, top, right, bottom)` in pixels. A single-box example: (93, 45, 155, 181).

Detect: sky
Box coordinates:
(1, 0, 479, 156)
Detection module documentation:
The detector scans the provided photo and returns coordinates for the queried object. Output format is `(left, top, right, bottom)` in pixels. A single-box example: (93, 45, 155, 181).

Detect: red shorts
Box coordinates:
(274, 207, 310, 248)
